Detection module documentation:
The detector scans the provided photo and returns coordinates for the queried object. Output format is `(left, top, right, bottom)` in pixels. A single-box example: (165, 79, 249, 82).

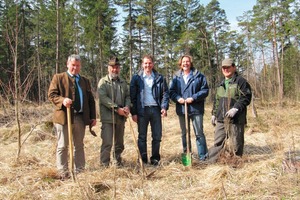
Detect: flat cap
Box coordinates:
(222, 58, 234, 67)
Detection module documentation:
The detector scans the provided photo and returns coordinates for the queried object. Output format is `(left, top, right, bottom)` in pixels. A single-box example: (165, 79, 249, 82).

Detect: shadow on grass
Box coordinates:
(244, 143, 280, 155)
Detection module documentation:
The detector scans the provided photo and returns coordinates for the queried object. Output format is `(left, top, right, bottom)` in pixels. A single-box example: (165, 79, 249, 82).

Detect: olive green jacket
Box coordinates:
(98, 75, 131, 124)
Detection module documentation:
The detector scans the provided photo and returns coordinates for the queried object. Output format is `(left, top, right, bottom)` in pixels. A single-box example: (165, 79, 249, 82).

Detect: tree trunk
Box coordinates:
(272, 18, 283, 104)
(56, 0, 60, 74)
(129, 0, 133, 78)
(150, 4, 154, 58)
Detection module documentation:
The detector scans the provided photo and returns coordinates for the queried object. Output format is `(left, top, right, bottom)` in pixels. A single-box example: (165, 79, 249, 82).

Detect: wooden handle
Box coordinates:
(67, 107, 75, 181)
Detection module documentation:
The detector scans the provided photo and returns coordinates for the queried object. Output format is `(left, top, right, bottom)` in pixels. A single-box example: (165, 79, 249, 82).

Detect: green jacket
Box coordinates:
(98, 75, 131, 124)
(212, 72, 252, 124)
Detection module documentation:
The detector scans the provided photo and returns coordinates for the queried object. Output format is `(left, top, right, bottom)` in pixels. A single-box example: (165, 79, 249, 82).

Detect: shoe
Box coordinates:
(191, 153, 199, 160)
(116, 162, 123, 168)
(100, 162, 110, 168)
(75, 168, 84, 174)
(59, 171, 70, 180)
(150, 159, 159, 166)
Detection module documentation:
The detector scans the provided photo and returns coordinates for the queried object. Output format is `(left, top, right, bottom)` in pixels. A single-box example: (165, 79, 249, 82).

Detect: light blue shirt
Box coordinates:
(182, 71, 192, 84)
(142, 72, 157, 106)
(67, 71, 83, 112)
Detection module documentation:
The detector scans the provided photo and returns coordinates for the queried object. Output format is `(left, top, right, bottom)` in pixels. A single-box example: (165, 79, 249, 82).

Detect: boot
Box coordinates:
(196, 136, 208, 160)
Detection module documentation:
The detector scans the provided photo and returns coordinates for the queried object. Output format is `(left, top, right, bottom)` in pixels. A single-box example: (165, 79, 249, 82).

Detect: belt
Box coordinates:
(144, 105, 158, 108)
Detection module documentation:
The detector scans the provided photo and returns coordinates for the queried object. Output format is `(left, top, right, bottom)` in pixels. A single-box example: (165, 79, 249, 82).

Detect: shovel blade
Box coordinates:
(182, 153, 192, 166)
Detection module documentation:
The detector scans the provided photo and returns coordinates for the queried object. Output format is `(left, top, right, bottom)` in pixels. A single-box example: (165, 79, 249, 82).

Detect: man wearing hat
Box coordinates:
(208, 58, 252, 163)
(97, 56, 131, 166)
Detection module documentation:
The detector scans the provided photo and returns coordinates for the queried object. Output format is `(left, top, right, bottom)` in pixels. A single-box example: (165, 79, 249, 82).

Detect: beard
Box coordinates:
(110, 73, 119, 80)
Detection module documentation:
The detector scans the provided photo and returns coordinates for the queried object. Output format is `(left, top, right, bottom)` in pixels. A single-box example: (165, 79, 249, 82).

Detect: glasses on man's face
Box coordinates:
(222, 66, 232, 70)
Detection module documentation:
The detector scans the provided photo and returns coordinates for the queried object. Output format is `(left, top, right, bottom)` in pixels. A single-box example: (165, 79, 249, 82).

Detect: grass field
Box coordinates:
(0, 101, 299, 199)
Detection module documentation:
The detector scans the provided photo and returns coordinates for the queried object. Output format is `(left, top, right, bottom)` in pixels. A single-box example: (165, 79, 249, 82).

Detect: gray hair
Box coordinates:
(68, 54, 81, 62)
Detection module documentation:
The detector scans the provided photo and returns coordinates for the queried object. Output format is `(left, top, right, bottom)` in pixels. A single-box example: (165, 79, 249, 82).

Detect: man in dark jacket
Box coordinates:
(130, 55, 169, 166)
(169, 55, 209, 160)
(48, 54, 96, 178)
(208, 58, 252, 163)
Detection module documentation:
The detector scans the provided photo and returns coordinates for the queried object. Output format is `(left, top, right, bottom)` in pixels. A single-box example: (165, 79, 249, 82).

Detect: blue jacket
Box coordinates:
(169, 68, 209, 116)
(130, 69, 169, 116)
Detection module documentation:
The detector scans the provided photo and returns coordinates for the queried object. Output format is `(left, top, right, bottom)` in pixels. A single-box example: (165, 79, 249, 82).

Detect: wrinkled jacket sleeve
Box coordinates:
(98, 78, 118, 110)
(234, 79, 252, 112)
(130, 75, 138, 115)
(85, 78, 96, 120)
(191, 75, 209, 102)
(48, 74, 65, 109)
(125, 84, 131, 107)
(169, 76, 181, 103)
(161, 77, 169, 110)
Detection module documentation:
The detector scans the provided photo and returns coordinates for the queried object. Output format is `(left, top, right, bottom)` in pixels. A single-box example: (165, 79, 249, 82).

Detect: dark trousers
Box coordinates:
(208, 122, 245, 162)
(137, 106, 162, 163)
(100, 122, 125, 165)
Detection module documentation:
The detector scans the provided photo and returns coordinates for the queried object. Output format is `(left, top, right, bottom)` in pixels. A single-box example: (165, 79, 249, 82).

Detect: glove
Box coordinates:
(225, 108, 238, 118)
(211, 115, 216, 126)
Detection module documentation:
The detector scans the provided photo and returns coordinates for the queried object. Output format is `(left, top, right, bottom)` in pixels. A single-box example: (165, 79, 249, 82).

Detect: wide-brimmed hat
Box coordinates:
(108, 56, 120, 66)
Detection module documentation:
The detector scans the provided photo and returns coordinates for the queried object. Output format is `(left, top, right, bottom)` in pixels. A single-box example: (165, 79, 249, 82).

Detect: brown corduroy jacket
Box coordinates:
(48, 72, 96, 125)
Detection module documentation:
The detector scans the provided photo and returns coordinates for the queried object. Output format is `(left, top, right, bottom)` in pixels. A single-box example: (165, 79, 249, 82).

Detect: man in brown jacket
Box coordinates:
(48, 54, 96, 179)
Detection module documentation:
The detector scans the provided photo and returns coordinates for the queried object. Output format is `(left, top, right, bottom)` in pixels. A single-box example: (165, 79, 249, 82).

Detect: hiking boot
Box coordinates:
(150, 159, 160, 166)
(59, 171, 70, 180)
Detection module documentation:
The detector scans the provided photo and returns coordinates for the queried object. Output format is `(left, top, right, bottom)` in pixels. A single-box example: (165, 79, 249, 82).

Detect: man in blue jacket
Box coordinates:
(130, 55, 169, 166)
(169, 55, 209, 160)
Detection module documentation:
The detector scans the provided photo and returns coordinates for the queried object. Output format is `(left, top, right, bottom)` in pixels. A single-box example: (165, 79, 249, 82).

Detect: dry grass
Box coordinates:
(0, 101, 299, 200)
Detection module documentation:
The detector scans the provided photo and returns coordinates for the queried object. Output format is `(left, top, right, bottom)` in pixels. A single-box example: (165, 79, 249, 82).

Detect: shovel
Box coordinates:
(182, 101, 192, 166)
(67, 107, 76, 181)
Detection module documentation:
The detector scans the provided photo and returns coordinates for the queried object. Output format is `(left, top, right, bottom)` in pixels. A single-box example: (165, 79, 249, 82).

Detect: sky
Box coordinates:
(200, 0, 257, 30)
(116, 0, 258, 34)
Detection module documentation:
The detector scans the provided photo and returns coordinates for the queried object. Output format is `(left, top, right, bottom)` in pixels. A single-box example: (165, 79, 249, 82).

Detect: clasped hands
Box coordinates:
(177, 97, 193, 104)
(116, 106, 130, 117)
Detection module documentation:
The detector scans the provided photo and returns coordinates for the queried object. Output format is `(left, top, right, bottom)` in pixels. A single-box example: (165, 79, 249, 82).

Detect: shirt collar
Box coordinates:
(67, 71, 79, 79)
(143, 71, 154, 78)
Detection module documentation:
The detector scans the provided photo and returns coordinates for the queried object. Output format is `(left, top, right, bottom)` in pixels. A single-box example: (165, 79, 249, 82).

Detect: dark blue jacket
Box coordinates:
(169, 68, 209, 116)
(130, 69, 169, 116)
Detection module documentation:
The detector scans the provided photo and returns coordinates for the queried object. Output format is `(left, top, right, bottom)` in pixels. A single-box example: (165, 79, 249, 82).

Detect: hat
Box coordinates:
(108, 56, 120, 66)
(222, 58, 233, 67)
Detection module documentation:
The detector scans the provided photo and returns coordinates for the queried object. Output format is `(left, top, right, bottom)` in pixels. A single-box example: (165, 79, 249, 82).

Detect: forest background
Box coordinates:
(1, 0, 300, 199)
(1, 0, 300, 105)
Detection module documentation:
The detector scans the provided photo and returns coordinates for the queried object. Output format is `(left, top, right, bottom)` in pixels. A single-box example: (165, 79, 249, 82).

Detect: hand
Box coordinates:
(63, 98, 73, 108)
(178, 98, 185, 104)
(90, 119, 96, 126)
(211, 115, 216, 126)
(89, 121, 97, 137)
(161, 109, 167, 117)
(123, 106, 130, 117)
(132, 115, 138, 123)
(116, 107, 129, 117)
(185, 97, 193, 104)
(225, 108, 238, 118)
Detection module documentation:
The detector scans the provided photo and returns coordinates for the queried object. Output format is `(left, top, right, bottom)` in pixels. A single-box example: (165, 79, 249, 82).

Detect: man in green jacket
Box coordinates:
(209, 58, 252, 163)
(97, 56, 131, 167)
